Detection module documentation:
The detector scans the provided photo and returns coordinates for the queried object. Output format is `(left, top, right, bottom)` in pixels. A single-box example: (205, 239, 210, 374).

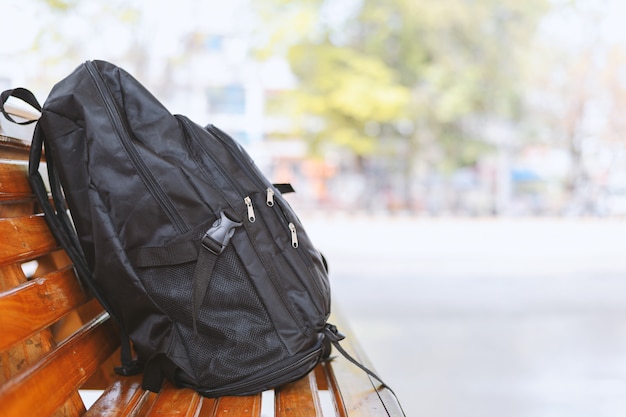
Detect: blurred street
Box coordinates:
(302, 215, 626, 417)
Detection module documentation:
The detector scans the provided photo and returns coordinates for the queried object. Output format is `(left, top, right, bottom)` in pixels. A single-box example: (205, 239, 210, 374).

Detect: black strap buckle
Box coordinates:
(201, 211, 242, 255)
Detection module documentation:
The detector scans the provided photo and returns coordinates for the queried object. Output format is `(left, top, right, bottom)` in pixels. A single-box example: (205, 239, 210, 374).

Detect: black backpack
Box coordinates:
(1, 60, 349, 396)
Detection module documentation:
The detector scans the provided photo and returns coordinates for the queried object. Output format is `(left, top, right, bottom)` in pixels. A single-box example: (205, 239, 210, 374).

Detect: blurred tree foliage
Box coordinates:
(254, 0, 550, 209)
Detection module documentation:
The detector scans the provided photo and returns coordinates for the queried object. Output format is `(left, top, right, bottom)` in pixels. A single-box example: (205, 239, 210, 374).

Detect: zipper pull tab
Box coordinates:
(288, 222, 299, 248)
(244, 196, 256, 223)
(266, 187, 275, 207)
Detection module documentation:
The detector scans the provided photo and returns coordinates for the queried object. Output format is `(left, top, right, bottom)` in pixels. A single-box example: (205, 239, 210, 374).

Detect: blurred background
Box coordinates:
(3, 0, 626, 416)
(5, 0, 626, 217)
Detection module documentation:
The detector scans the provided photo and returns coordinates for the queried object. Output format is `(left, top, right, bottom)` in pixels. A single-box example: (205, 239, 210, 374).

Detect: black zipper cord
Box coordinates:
(323, 324, 407, 417)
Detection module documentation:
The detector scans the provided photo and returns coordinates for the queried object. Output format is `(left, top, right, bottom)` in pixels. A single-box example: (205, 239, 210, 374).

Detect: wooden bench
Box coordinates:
(0, 136, 404, 417)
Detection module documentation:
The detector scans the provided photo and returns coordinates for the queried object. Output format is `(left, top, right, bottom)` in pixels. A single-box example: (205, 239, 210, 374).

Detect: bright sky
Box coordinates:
(2, 0, 626, 98)
(0, 0, 250, 93)
(539, 0, 626, 48)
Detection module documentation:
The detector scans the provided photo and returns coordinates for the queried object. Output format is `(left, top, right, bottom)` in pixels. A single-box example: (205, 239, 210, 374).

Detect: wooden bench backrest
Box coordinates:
(0, 137, 404, 417)
(0, 139, 121, 417)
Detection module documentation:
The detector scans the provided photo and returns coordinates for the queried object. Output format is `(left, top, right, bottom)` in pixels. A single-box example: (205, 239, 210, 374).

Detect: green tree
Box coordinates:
(255, 0, 550, 212)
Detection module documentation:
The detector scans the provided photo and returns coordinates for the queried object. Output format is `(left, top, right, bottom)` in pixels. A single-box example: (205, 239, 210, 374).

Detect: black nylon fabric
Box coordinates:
(137, 246, 287, 386)
(28, 60, 331, 395)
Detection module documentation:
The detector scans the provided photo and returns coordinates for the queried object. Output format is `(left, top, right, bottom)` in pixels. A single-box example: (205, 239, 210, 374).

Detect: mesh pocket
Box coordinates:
(137, 245, 288, 387)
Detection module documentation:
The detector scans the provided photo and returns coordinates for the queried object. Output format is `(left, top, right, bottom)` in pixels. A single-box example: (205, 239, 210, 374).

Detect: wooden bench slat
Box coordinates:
(275, 371, 323, 417)
(213, 394, 262, 417)
(144, 380, 207, 417)
(0, 215, 58, 266)
(325, 359, 384, 417)
(0, 135, 31, 160)
(313, 363, 328, 391)
(0, 263, 27, 290)
(0, 266, 87, 351)
(0, 329, 56, 384)
(0, 312, 119, 417)
(322, 329, 403, 417)
(56, 392, 89, 417)
(84, 375, 153, 417)
(0, 160, 33, 200)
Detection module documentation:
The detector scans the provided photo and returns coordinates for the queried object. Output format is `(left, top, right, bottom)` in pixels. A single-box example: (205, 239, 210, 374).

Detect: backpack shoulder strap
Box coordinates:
(26, 101, 141, 376)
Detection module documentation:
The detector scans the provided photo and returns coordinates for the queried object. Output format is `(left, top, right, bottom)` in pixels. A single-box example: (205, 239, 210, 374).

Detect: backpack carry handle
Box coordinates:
(1, 87, 42, 125)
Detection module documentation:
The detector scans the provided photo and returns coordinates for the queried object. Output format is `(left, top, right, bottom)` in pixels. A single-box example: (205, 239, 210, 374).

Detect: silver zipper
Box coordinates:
(244, 196, 256, 223)
(266, 187, 275, 207)
(288, 222, 299, 248)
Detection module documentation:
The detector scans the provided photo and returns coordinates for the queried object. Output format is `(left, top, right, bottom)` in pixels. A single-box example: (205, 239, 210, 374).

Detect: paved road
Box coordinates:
(301, 215, 626, 417)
